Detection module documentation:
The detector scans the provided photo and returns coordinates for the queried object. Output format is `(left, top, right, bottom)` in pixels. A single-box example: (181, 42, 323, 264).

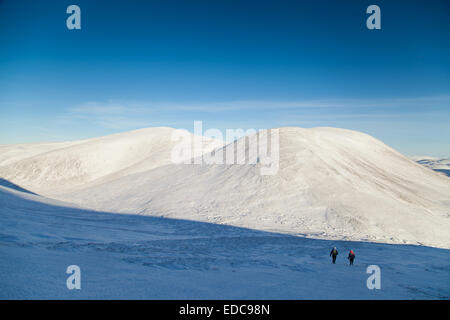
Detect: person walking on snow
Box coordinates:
(330, 247, 338, 264)
(348, 250, 356, 265)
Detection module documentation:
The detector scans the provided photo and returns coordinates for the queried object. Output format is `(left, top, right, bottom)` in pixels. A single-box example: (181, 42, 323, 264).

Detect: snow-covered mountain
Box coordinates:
(0, 127, 223, 194)
(412, 156, 450, 177)
(1, 127, 449, 248)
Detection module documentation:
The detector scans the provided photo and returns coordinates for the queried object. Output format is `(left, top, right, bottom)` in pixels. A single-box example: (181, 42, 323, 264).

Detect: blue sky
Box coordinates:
(0, 0, 449, 156)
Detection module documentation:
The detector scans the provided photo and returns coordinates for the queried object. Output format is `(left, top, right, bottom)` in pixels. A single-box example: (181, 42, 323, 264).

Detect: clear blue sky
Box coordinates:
(0, 0, 449, 156)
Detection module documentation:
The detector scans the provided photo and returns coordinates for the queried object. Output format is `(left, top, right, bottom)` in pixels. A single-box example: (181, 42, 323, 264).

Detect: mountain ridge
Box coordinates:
(10, 126, 445, 248)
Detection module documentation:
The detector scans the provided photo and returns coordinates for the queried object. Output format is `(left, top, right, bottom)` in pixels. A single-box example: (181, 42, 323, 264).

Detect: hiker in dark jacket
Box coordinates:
(348, 250, 356, 265)
(330, 247, 338, 264)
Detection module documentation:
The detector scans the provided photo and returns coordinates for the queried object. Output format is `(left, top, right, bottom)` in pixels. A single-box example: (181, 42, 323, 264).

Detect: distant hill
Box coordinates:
(412, 156, 450, 177)
(1, 127, 449, 248)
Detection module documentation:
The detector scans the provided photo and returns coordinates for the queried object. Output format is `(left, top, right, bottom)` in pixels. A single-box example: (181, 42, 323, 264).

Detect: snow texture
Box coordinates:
(0, 186, 449, 299)
(1, 126, 449, 299)
(2, 127, 446, 247)
(412, 156, 450, 177)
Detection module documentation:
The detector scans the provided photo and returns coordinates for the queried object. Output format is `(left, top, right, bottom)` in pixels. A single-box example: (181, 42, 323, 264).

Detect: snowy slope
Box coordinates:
(0, 140, 85, 166)
(0, 127, 223, 194)
(1, 126, 449, 248)
(1, 185, 449, 299)
(412, 156, 450, 177)
(50, 127, 450, 249)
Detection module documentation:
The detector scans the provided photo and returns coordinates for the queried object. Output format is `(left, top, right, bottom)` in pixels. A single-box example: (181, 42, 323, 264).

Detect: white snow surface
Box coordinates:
(0, 127, 223, 194)
(1, 126, 449, 249)
(0, 185, 449, 299)
(412, 156, 450, 178)
(411, 156, 450, 171)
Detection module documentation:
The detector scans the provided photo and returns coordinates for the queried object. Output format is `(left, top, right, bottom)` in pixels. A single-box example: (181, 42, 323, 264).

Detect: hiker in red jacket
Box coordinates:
(348, 250, 356, 265)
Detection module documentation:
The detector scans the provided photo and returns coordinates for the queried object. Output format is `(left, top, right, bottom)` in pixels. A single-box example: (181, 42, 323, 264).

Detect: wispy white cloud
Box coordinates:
(61, 95, 450, 130)
(154, 95, 450, 112)
(63, 101, 155, 130)
(68, 101, 152, 115)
